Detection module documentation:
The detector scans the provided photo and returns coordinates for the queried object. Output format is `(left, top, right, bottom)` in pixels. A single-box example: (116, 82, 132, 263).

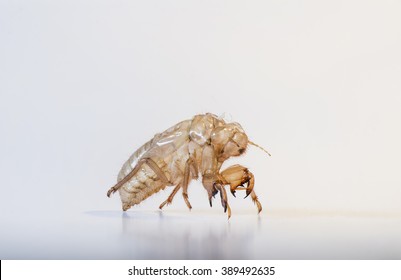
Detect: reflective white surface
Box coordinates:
(1, 208, 400, 259)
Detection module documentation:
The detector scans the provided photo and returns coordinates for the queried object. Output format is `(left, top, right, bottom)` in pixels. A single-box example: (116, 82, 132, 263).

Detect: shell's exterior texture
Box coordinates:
(107, 113, 263, 218)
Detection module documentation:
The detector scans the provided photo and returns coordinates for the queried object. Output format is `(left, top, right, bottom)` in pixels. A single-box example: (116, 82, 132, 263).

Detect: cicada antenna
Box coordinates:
(248, 140, 271, 157)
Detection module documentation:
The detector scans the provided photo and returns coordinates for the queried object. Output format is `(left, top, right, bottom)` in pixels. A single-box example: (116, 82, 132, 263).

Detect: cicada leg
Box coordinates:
(107, 159, 144, 197)
(220, 164, 262, 214)
(202, 173, 232, 218)
(159, 184, 181, 209)
(182, 158, 199, 210)
(159, 158, 196, 210)
(213, 182, 232, 219)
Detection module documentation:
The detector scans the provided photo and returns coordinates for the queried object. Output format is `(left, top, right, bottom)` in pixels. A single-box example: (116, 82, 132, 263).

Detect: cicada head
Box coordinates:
(211, 122, 248, 162)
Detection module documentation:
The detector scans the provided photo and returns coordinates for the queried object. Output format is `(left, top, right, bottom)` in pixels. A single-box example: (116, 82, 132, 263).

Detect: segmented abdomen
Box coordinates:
(117, 139, 169, 210)
(115, 117, 207, 210)
(118, 164, 167, 210)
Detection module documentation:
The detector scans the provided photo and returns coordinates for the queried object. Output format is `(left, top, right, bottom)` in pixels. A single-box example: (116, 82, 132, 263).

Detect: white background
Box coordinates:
(1, 0, 401, 259)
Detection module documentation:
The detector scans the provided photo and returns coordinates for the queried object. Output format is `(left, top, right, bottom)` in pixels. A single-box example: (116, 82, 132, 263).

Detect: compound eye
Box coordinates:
(223, 141, 241, 156)
(232, 131, 248, 150)
(219, 132, 248, 157)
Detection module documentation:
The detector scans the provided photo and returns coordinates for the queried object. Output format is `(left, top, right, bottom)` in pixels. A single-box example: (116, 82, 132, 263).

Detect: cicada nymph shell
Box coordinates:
(107, 113, 269, 218)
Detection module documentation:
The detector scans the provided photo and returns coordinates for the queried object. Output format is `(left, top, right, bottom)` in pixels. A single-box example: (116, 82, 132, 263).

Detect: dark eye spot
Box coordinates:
(239, 148, 245, 154)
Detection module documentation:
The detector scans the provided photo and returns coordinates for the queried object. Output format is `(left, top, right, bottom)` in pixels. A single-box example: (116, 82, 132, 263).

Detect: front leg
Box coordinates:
(202, 173, 232, 218)
(221, 164, 262, 213)
(202, 173, 222, 207)
(200, 145, 232, 218)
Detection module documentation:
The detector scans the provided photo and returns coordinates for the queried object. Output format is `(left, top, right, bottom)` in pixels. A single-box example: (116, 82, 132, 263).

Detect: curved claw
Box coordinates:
(231, 190, 236, 197)
(214, 183, 228, 213)
(245, 176, 254, 198)
(182, 193, 192, 210)
(244, 181, 250, 198)
(107, 188, 116, 197)
(221, 195, 227, 213)
(208, 191, 214, 207)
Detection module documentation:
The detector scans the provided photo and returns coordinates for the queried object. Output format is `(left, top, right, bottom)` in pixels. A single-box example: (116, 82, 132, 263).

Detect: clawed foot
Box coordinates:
(221, 164, 262, 214)
(182, 193, 192, 210)
(234, 173, 254, 199)
(212, 183, 232, 219)
(159, 200, 170, 209)
(208, 188, 218, 207)
(107, 187, 118, 197)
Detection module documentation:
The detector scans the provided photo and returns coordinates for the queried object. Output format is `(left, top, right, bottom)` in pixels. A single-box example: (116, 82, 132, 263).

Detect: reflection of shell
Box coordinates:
(120, 211, 259, 259)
